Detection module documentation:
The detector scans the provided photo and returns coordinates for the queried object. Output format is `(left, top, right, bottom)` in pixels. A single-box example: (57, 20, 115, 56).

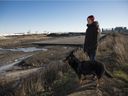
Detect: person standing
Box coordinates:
(84, 15, 101, 61)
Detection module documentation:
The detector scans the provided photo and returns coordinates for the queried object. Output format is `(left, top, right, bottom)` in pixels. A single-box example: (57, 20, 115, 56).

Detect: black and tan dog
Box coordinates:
(63, 49, 113, 87)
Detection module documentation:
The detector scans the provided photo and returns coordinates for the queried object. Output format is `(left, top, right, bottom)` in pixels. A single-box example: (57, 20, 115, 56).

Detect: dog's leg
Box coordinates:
(80, 79, 83, 85)
(79, 76, 83, 85)
(96, 79, 100, 87)
(81, 75, 87, 84)
(78, 74, 83, 85)
(92, 74, 97, 80)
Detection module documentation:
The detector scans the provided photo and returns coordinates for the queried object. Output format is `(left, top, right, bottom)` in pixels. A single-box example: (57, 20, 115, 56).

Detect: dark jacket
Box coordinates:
(84, 21, 99, 51)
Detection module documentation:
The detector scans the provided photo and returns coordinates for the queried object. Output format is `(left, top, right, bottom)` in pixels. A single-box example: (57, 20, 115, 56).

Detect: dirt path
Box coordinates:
(32, 36, 84, 46)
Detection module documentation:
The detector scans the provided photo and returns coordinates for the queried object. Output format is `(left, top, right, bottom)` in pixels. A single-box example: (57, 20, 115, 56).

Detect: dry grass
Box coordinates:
(1, 62, 79, 96)
(0, 34, 50, 48)
(0, 47, 79, 96)
(113, 70, 128, 82)
(1, 33, 128, 96)
(97, 33, 128, 72)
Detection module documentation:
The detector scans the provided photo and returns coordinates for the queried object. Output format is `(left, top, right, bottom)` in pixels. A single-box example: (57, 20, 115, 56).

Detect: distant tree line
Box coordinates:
(47, 32, 85, 37)
(102, 27, 128, 33)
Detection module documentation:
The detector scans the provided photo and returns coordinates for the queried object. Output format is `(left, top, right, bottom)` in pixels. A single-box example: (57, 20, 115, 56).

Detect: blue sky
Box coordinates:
(0, 0, 128, 35)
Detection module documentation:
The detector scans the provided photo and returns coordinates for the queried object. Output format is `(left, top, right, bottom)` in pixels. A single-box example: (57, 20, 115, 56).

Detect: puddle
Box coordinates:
(0, 55, 33, 73)
(0, 47, 48, 52)
(0, 61, 19, 73)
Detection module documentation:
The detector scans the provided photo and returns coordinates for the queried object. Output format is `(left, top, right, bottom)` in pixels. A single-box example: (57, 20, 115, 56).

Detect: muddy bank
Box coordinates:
(0, 47, 48, 53)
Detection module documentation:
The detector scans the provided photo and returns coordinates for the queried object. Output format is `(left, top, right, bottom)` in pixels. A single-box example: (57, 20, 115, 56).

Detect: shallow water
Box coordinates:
(0, 61, 19, 73)
(0, 55, 33, 73)
(0, 47, 48, 52)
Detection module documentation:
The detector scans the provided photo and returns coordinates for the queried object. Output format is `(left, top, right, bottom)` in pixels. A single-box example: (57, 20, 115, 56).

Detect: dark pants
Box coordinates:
(84, 45, 97, 61)
(87, 50, 96, 61)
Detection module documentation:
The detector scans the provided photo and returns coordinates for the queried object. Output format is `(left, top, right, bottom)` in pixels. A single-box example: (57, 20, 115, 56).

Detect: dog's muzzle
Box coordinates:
(63, 58, 68, 64)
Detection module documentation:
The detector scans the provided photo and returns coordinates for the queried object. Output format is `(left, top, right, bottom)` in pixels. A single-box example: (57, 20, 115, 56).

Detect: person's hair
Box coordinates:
(87, 15, 95, 21)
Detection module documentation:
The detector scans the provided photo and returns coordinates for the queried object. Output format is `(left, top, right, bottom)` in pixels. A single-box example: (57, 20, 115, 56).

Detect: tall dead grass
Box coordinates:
(98, 33, 128, 66)
(0, 60, 79, 96)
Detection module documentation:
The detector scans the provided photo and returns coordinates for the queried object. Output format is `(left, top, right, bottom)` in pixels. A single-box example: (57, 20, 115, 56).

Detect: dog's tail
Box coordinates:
(105, 70, 113, 78)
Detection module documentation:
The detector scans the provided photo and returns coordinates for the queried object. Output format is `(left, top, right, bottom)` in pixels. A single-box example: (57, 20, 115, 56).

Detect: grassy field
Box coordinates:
(0, 34, 50, 48)
(0, 33, 128, 96)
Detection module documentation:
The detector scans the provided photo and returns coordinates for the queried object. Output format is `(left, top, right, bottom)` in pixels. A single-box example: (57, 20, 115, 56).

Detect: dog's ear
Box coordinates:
(63, 55, 69, 62)
(62, 58, 69, 64)
(64, 48, 78, 60)
(73, 48, 78, 52)
(62, 58, 66, 62)
(70, 48, 78, 55)
(84, 51, 88, 56)
(72, 47, 80, 55)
